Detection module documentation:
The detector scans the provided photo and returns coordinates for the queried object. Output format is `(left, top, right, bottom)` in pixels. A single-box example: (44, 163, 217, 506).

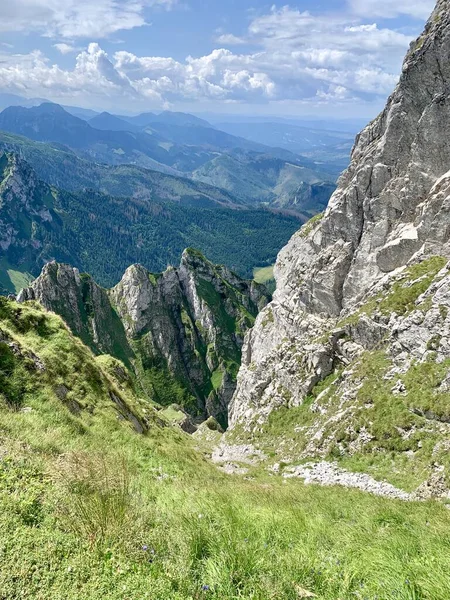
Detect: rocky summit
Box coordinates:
(227, 0, 450, 492)
(19, 250, 269, 428)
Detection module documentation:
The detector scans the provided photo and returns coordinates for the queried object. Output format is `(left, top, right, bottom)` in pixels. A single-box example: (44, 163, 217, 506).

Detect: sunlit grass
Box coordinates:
(1, 298, 450, 599)
(253, 265, 274, 284)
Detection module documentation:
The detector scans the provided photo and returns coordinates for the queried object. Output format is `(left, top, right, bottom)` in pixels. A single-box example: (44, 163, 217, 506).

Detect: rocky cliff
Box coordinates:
(20, 250, 269, 428)
(0, 151, 75, 280)
(228, 0, 450, 490)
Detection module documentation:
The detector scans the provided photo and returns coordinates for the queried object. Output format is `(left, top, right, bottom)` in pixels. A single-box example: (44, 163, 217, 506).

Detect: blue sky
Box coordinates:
(0, 0, 435, 118)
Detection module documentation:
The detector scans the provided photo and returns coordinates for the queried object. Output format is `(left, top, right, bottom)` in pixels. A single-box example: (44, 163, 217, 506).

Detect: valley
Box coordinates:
(0, 102, 337, 213)
(0, 151, 301, 291)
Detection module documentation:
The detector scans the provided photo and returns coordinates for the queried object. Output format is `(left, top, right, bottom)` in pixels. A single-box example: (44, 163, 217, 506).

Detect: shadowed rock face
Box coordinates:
(229, 1, 450, 433)
(19, 250, 269, 428)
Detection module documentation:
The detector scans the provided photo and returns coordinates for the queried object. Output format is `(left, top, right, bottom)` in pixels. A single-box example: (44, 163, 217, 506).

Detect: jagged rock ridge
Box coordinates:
(228, 0, 450, 491)
(20, 250, 269, 428)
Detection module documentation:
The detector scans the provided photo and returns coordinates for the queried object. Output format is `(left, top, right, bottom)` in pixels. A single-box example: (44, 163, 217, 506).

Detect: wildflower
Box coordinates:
(202, 584, 210, 591)
(142, 545, 148, 551)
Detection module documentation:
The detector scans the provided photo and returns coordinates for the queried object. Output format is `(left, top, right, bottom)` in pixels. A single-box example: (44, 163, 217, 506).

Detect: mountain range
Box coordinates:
(214, 121, 355, 176)
(0, 102, 337, 213)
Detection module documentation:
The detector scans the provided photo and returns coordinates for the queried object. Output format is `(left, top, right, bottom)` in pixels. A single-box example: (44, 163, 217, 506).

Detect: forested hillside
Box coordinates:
(0, 151, 300, 291)
(0, 131, 243, 206)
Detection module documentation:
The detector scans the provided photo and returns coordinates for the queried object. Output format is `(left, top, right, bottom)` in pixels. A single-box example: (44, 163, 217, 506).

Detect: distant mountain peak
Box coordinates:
(88, 111, 139, 132)
(120, 110, 212, 129)
(33, 102, 67, 114)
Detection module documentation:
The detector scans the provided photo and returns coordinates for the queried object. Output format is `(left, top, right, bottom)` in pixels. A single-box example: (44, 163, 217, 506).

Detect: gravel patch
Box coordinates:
(283, 461, 411, 500)
(212, 443, 266, 466)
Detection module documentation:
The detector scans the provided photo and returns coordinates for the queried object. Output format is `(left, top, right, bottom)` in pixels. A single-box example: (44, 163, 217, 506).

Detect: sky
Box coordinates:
(0, 0, 436, 118)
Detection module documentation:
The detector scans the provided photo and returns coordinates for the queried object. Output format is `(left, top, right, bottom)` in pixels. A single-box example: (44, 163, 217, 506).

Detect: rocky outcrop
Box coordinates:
(0, 151, 68, 273)
(20, 251, 269, 427)
(227, 1, 450, 488)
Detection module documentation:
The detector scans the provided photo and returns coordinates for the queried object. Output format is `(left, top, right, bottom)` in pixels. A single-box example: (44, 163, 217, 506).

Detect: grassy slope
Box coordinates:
(0, 257, 34, 293)
(253, 265, 274, 284)
(1, 298, 450, 599)
(253, 265, 275, 295)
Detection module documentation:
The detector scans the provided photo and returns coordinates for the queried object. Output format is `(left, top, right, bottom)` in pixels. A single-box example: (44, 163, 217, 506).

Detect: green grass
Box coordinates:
(0, 257, 34, 293)
(299, 211, 324, 238)
(253, 265, 274, 284)
(378, 257, 447, 316)
(6, 269, 34, 293)
(2, 298, 450, 599)
(253, 265, 276, 295)
(211, 368, 224, 391)
(160, 405, 187, 424)
(341, 257, 448, 326)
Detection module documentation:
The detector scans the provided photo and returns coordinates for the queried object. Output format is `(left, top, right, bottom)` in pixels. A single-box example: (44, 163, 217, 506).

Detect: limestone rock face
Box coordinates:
(21, 250, 269, 427)
(20, 262, 131, 360)
(230, 1, 450, 437)
(0, 152, 59, 259)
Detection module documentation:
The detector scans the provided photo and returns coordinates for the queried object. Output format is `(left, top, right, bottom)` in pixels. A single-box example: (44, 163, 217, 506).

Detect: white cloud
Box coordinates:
(0, 0, 176, 39)
(0, 2, 432, 112)
(349, 0, 435, 19)
(0, 44, 137, 103)
(247, 7, 412, 62)
(215, 34, 247, 46)
(53, 43, 79, 55)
